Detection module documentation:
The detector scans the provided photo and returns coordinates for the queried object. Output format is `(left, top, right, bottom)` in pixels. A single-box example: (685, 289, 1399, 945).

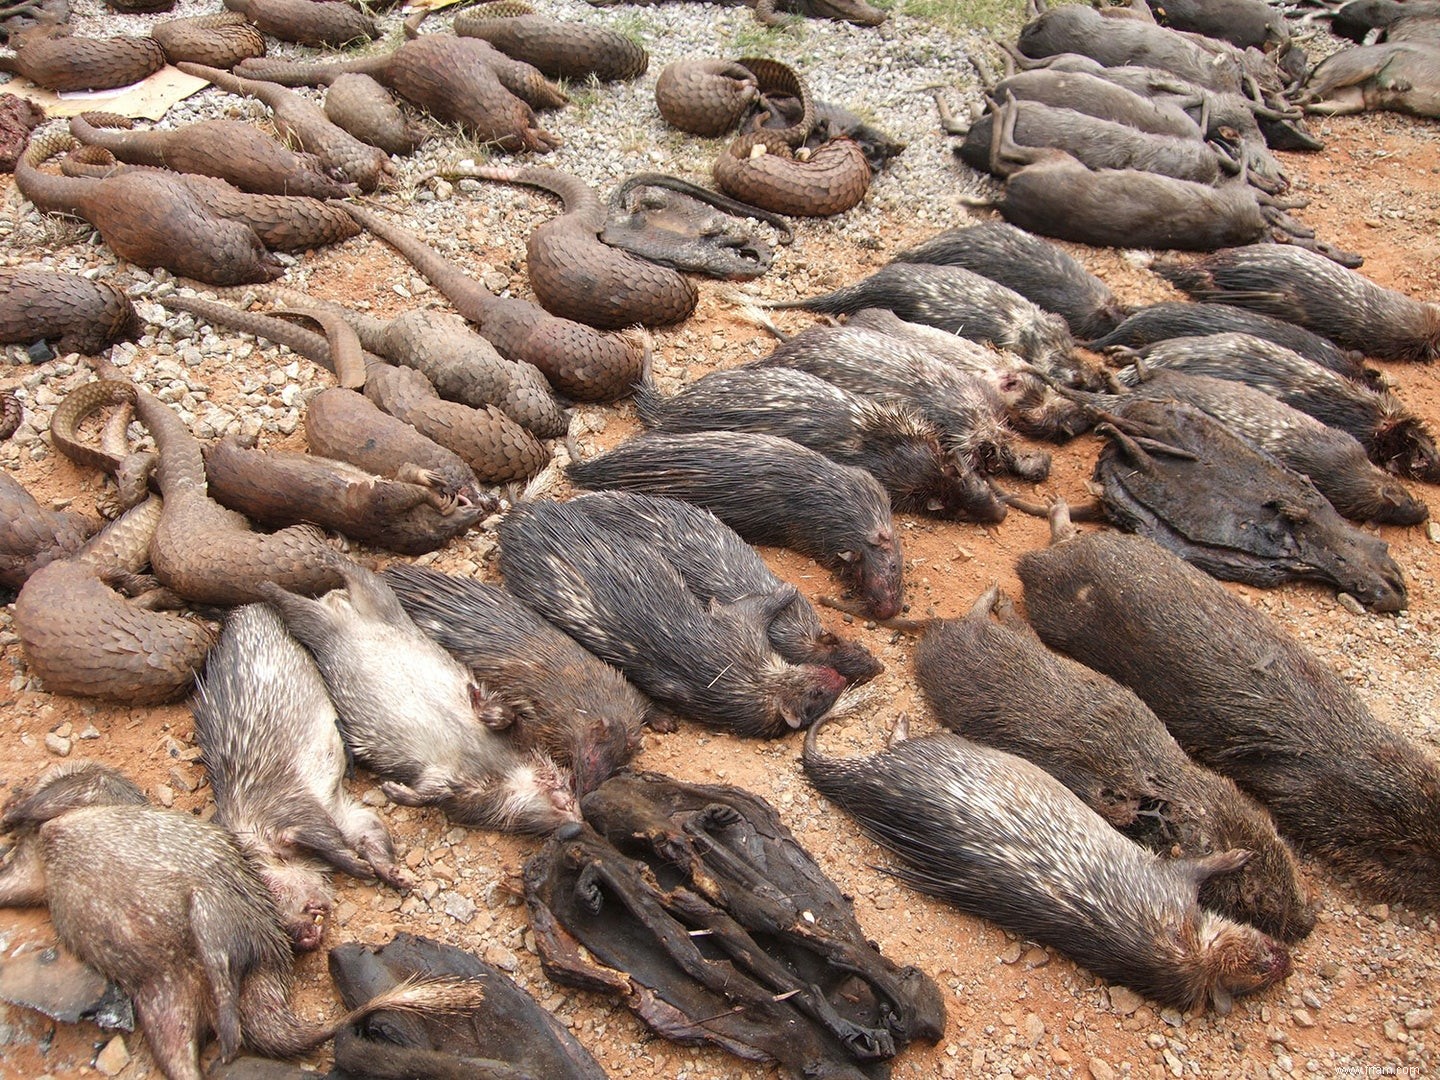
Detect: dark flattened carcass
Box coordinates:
(497, 495, 849, 736)
(1115, 368, 1428, 525)
(0, 761, 483, 1080)
(328, 932, 609, 1080)
(1084, 300, 1372, 384)
(916, 585, 1314, 941)
(526, 772, 943, 1079)
(1113, 332, 1440, 481)
(635, 366, 1007, 524)
(192, 603, 407, 951)
(602, 172, 791, 280)
(1019, 507, 1440, 908)
(760, 260, 1080, 385)
(1081, 397, 1407, 611)
(1154, 245, 1440, 362)
(802, 716, 1292, 1013)
(892, 222, 1131, 340)
(260, 562, 581, 834)
(384, 564, 648, 795)
(760, 95, 907, 173)
(566, 430, 904, 619)
(546, 490, 881, 682)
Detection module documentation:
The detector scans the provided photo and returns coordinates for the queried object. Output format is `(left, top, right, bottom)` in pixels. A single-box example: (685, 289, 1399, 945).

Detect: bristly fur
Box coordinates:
(916, 586, 1314, 942)
(543, 490, 882, 681)
(890, 221, 1131, 341)
(746, 322, 1041, 481)
(259, 565, 579, 835)
(802, 722, 1291, 1011)
(1154, 246, 1440, 363)
(846, 308, 1095, 439)
(1084, 300, 1372, 384)
(565, 429, 904, 619)
(754, 262, 1079, 381)
(635, 366, 1006, 522)
(497, 493, 849, 737)
(1019, 525, 1440, 910)
(193, 603, 407, 950)
(385, 563, 648, 794)
(1115, 332, 1440, 482)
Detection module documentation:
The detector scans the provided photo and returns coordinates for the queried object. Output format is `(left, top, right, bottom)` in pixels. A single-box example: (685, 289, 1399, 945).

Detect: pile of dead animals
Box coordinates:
(936, 0, 1439, 260)
(2, 0, 1440, 1077)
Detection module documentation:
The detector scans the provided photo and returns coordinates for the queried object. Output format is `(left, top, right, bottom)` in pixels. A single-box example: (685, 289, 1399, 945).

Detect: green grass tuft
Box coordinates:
(891, 0, 1028, 36)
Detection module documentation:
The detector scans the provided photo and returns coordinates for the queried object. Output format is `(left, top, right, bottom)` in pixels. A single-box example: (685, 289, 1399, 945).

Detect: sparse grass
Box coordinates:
(891, 0, 1027, 36)
(560, 81, 607, 123)
(609, 10, 661, 39)
(722, 18, 802, 56)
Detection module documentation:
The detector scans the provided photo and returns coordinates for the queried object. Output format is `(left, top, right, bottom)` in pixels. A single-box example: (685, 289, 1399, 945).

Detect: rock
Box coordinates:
(1089, 1057, 1117, 1080)
(1108, 986, 1145, 1016)
(483, 945, 519, 972)
(95, 1035, 129, 1076)
(1403, 1008, 1433, 1030)
(443, 892, 476, 925)
(43, 733, 71, 757)
(1024, 1012, 1044, 1046)
(1293, 1009, 1316, 1028)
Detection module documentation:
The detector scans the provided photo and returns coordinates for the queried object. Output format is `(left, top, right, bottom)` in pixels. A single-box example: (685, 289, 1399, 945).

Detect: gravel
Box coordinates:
(3, 2, 1440, 1079)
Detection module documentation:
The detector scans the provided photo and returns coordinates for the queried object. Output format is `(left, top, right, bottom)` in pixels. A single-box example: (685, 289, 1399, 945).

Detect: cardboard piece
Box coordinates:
(2, 64, 210, 121)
